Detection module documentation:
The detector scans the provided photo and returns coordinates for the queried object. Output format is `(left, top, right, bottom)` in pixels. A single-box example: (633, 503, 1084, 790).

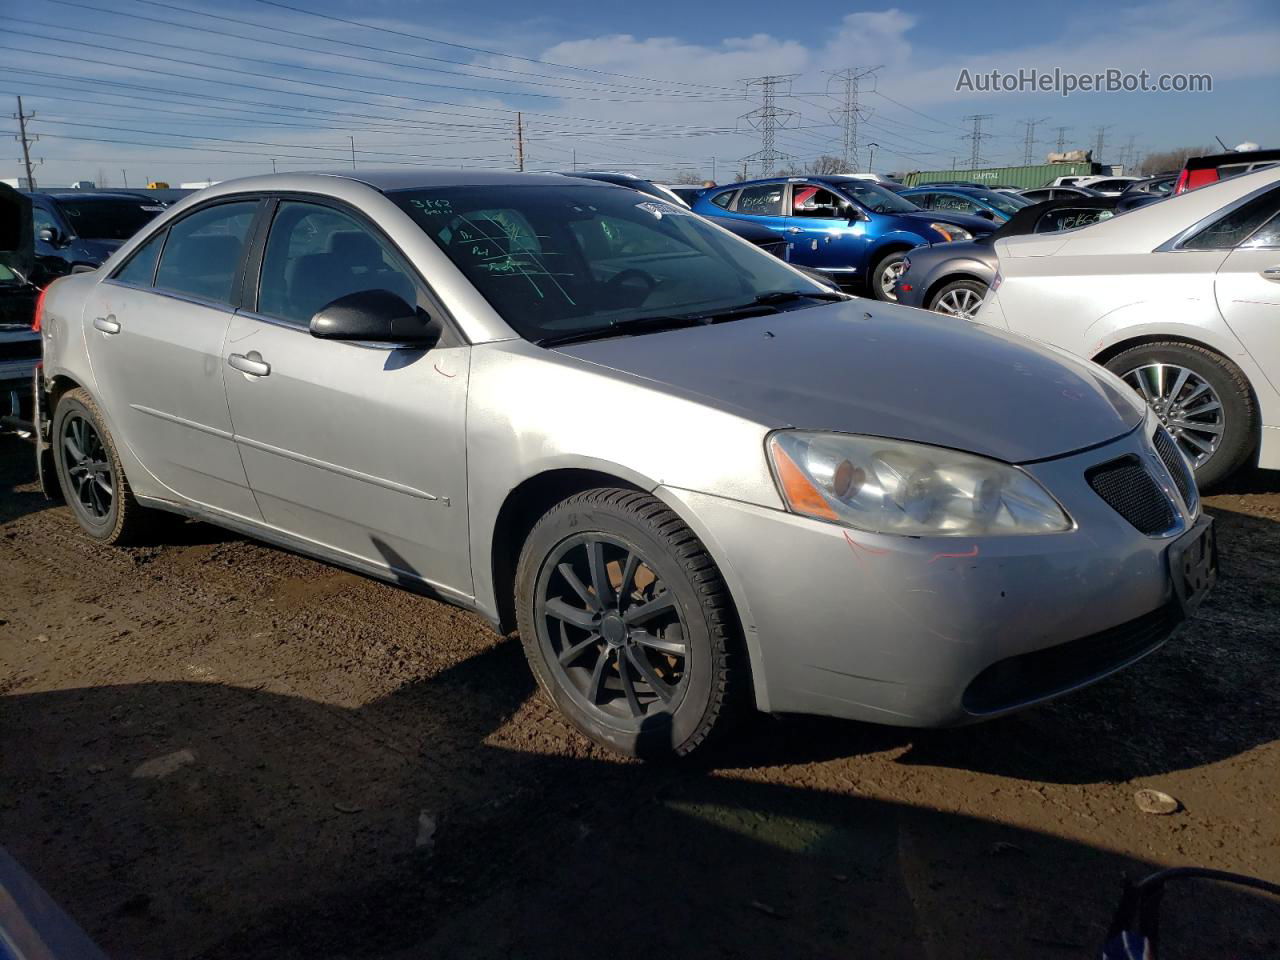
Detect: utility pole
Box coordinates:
(960, 114, 994, 170)
(1017, 117, 1049, 165)
(271, 158, 277, 173)
(14, 96, 38, 190)
(349, 136, 356, 170)
(825, 66, 880, 172)
(1093, 125, 1112, 164)
(1054, 125, 1071, 153)
(866, 142, 878, 172)
(121, 169, 128, 188)
(711, 156, 716, 182)
(571, 148, 576, 172)
(516, 112, 524, 172)
(738, 75, 798, 177)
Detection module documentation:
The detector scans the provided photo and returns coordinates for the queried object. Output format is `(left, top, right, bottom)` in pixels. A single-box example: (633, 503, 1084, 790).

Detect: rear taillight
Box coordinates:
(32, 286, 48, 332)
(991, 271, 1003, 292)
(1173, 169, 1190, 194)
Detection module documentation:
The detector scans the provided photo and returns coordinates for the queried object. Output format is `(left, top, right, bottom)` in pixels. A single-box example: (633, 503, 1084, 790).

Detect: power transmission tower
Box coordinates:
(1093, 125, 1112, 164)
(1119, 134, 1137, 171)
(738, 75, 798, 178)
(13, 96, 39, 189)
(824, 66, 880, 172)
(960, 114, 994, 170)
(1054, 125, 1072, 152)
(516, 112, 524, 172)
(1017, 117, 1049, 165)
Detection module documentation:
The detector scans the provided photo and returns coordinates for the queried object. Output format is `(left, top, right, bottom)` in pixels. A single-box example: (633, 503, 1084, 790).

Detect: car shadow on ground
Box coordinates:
(3, 644, 1277, 960)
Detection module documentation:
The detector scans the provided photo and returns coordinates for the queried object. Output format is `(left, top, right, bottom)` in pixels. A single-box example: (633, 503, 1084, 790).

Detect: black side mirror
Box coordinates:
(977, 209, 996, 220)
(844, 205, 869, 223)
(309, 289, 441, 347)
(37, 226, 63, 246)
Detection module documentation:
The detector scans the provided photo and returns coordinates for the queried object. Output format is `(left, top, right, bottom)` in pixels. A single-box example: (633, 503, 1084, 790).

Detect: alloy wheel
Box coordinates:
(61, 413, 114, 520)
(879, 260, 906, 300)
(1122, 363, 1224, 467)
(933, 286, 984, 318)
(535, 533, 689, 725)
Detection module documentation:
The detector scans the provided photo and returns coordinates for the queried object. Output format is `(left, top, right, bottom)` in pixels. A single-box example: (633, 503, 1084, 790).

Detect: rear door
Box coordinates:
(222, 197, 472, 596)
(1214, 196, 1280, 396)
(80, 198, 262, 518)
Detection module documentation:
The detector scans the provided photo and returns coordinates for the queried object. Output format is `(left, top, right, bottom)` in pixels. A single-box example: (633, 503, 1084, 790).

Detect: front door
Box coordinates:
(223, 198, 473, 597)
(784, 183, 869, 275)
(81, 200, 261, 519)
(1215, 212, 1280, 396)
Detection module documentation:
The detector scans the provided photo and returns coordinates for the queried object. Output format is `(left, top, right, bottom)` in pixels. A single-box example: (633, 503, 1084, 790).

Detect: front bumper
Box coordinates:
(661, 425, 1202, 727)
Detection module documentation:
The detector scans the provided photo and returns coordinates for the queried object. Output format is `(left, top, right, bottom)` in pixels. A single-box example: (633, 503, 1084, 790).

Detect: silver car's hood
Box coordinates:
(554, 300, 1144, 463)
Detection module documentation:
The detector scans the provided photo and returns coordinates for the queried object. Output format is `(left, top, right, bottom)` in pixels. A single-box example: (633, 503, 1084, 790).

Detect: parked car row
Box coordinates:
(31, 167, 1221, 758)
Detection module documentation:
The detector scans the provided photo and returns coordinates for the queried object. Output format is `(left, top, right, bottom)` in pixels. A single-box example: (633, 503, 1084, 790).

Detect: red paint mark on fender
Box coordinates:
(929, 545, 979, 563)
(433, 363, 456, 378)
(843, 531, 890, 558)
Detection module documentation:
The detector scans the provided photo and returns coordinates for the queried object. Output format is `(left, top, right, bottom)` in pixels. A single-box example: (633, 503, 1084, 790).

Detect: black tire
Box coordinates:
(869, 249, 909, 302)
(52, 388, 159, 544)
(1103, 341, 1256, 490)
(515, 488, 745, 758)
(927, 278, 988, 319)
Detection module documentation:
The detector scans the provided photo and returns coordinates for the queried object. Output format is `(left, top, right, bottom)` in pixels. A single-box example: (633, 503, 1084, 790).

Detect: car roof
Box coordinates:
(27, 191, 161, 201)
(903, 185, 993, 195)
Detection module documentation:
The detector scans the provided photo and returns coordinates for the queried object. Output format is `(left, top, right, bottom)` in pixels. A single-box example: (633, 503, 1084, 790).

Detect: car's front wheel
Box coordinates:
(1103, 341, 1257, 489)
(870, 250, 909, 302)
(52, 388, 159, 544)
(515, 488, 745, 758)
(928, 279, 988, 319)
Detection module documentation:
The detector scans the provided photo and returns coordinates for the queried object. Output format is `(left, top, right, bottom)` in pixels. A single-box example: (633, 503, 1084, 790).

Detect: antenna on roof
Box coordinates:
(1214, 136, 1230, 152)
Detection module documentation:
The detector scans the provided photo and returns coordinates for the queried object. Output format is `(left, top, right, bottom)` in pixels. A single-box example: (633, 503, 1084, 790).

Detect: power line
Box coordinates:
(960, 114, 993, 169)
(739, 75, 798, 177)
(825, 66, 880, 172)
(1017, 117, 1049, 165)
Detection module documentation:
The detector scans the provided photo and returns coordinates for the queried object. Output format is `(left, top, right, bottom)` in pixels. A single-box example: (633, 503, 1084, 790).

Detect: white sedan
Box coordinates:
(975, 166, 1280, 487)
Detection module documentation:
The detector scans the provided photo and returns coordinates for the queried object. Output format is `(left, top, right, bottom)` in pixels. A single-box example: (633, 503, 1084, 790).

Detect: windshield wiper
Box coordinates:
(750, 289, 849, 305)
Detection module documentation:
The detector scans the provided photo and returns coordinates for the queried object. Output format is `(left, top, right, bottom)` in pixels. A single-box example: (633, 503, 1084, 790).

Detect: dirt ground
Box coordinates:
(0, 432, 1277, 960)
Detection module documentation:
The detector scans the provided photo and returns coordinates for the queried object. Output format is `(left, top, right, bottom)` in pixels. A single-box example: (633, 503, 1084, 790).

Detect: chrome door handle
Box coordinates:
(93, 315, 120, 334)
(228, 352, 271, 377)
(1261, 266, 1280, 282)
(786, 227, 803, 234)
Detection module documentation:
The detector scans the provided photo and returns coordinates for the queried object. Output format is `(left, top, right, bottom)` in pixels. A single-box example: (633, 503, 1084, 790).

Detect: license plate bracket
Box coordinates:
(1168, 515, 1218, 617)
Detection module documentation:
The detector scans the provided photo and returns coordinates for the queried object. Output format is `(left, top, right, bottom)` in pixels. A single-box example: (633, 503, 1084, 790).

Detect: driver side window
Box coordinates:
(33, 206, 58, 238)
(790, 186, 845, 219)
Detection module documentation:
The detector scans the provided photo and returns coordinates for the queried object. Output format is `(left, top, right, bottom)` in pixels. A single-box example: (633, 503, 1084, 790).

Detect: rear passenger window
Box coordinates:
(112, 232, 164, 287)
(154, 202, 257, 304)
(256, 200, 418, 327)
(735, 185, 784, 216)
(1182, 189, 1280, 250)
(710, 190, 736, 210)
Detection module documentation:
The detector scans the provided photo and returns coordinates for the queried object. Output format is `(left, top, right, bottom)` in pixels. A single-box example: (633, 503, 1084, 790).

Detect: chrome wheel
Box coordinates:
(1122, 363, 1224, 467)
(933, 285, 985, 318)
(61, 413, 114, 520)
(535, 533, 688, 725)
(879, 259, 906, 300)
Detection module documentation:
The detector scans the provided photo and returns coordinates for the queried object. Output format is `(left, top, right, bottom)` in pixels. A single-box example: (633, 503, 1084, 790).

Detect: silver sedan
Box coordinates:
(35, 171, 1216, 757)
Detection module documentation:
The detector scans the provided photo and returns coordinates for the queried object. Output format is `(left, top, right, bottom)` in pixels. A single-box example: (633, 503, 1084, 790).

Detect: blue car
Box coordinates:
(691, 175, 997, 300)
(899, 185, 1032, 225)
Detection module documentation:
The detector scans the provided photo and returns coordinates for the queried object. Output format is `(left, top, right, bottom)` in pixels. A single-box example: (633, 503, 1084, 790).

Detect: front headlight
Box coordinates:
(768, 431, 1071, 536)
(929, 222, 974, 242)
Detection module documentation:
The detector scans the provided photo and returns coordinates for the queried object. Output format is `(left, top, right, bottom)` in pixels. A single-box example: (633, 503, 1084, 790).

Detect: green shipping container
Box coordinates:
(902, 162, 1098, 190)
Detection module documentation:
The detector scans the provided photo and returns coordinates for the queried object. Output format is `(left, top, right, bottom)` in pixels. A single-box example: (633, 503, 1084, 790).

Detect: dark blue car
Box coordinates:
(899, 185, 1032, 224)
(691, 175, 996, 300)
(28, 191, 168, 277)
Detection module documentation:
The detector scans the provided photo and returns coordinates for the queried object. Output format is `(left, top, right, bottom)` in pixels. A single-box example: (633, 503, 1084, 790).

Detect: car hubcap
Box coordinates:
(536, 534, 688, 724)
(933, 287, 984, 318)
(880, 260, 906, 300)
(62, 414, 113, 520)
(1121, 363, 1224, 467)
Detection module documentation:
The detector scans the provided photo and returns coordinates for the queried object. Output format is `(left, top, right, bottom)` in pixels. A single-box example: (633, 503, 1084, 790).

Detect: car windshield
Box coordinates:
(54, 199, 164, 241)
(391, 184, 827, 343)
(969, 190, 1030, 214)
(832, 180, 922, 214)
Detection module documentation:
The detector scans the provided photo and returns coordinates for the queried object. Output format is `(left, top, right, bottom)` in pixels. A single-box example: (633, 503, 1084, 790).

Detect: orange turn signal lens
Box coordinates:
(769, 437, 838, 522)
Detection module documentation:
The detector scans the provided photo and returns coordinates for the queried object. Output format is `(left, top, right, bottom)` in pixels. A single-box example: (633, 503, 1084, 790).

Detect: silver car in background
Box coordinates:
(35, 171, 1216, 757)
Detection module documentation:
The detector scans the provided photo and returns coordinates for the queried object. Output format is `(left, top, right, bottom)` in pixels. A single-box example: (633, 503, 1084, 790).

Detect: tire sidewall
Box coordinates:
(1104, 344, 1253, 488)
(515, 496, 716, 757)
(52, 393, 122, 541)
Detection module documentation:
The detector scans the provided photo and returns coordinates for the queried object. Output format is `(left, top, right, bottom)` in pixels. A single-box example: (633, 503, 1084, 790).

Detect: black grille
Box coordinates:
(1153, 427, 1197, 512)
(1086, 455, 1177, 534)
(963, 603, 1181, 714)
(0, 337, 41, 362)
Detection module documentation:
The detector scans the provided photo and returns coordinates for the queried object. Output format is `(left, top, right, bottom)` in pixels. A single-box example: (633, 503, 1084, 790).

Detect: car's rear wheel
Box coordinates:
(928, 279, 988, 319)
(870, 250, 909, 302)
(52, 388, 158, 544)
(515, 488, 745, 758)
(1103, 342, 1256, 489)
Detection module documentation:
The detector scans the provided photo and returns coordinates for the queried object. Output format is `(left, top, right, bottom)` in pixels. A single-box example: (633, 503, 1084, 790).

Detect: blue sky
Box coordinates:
(2, 0, 1277, 186)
